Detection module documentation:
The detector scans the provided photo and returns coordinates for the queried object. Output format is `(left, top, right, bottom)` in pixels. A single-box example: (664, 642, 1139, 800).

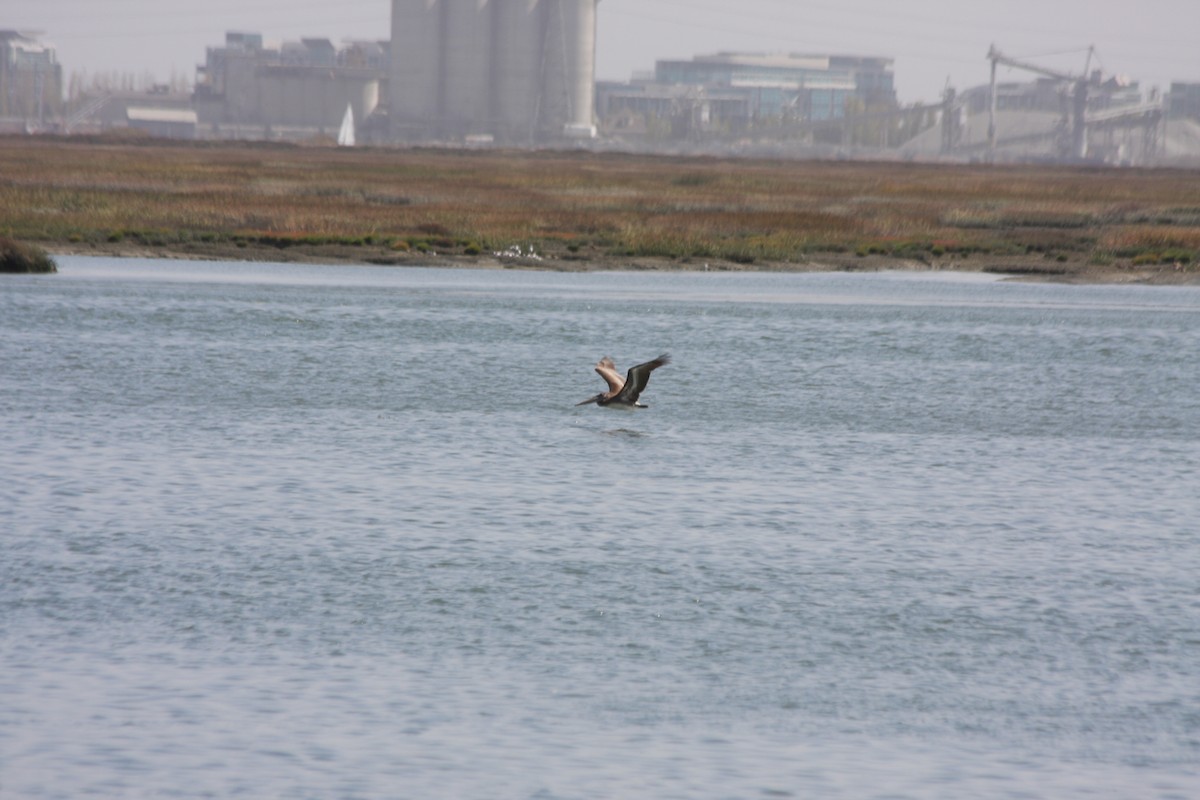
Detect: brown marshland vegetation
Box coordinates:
(2, 135, 1198, 282)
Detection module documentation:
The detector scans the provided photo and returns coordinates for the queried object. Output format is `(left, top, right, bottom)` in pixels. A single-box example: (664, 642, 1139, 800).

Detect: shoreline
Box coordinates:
(45, 240, 1200, 286)
(6, 137, 1198, 286)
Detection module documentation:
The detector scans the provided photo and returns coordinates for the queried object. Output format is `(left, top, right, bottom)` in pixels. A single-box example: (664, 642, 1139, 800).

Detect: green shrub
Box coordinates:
(0, 237, 57, 273)
(673, 173, 715, 187)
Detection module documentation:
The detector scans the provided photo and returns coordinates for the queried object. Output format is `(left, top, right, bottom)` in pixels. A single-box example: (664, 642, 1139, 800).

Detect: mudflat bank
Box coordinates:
(44, 239, 1200, 286)
(4, 135, 1198, 285)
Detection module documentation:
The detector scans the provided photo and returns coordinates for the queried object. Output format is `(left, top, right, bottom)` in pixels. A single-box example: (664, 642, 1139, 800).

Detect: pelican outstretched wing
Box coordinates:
(594, 356, 625, 394)
(613, 353, 670, 405)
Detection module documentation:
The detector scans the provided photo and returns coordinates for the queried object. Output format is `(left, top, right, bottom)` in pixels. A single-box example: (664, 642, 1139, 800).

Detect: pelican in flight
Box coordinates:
(576, 353, 670, 408)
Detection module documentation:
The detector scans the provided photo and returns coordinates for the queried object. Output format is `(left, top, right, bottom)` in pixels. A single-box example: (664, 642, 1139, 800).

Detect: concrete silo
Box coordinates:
(442, 0, 493, 135)
(492, 0, 544, 142)
(390, 0, 443, 136)
(389, 0, 597, 141)
(535, 0, 596, 139)
(556, 0, 597, 137)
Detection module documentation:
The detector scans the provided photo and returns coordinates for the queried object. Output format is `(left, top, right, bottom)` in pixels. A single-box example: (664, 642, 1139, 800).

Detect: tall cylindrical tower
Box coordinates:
(391, 0, 443, 136)
(442, 0, 493, 135)
(560, 0, 597, 137)
(391, 0, 595, 141)
(539, 0, 596, 139)
(492, 0, 543, 142)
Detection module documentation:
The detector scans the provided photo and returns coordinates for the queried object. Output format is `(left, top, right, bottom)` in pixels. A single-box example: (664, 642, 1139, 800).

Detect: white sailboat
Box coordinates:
(337, 104, 355, 147)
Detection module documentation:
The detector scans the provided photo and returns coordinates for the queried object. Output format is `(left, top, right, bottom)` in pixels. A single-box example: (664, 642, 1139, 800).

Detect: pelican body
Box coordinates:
(576, 354, 670, 408)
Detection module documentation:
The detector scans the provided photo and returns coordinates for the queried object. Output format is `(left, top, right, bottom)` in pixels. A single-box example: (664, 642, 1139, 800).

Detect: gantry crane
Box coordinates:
(986, 44, 1093, 160)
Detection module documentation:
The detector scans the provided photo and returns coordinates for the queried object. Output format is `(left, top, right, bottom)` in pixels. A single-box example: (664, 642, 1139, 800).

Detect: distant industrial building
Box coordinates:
(1169, 82, 1200, 120)
(0, 30, 63, 130)
(901, 52, 1168, 165)
(63, 85, 196, 138)
(193, 32, 388, 141)
(597, 52, 896, 138)
(389, 0, 598, 143)
(125, 107, 198, 140)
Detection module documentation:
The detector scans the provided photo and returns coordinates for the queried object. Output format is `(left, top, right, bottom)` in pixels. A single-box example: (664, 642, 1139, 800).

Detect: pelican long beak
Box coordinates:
(576, 394, 601, 406)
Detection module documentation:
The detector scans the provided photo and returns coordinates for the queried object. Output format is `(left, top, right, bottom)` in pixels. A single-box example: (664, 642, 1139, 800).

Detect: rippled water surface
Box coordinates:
(3, 257, 1199, 798)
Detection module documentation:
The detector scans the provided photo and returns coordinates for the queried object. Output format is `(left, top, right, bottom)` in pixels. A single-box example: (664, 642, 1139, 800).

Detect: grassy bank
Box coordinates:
(2, 135, 1199, 282)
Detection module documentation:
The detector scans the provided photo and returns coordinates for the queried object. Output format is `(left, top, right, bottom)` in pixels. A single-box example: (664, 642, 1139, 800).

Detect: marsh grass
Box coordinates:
(1, 137, 1198, 269)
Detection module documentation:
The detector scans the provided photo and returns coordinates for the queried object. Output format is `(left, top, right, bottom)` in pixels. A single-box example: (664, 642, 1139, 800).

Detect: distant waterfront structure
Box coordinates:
(193, 32, 388, 142)
(389, 0, 598, 143)
(0, 30, 63, 131)
(597, 52, 896, 139)
(16, 14, 1196, 163)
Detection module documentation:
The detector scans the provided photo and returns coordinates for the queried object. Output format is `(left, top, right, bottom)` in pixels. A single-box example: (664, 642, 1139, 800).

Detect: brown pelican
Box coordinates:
(576, 353, 670, 408)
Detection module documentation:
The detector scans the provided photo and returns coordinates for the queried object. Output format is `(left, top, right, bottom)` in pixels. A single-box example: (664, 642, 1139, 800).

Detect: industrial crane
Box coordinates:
(986, 44, 1093, 159)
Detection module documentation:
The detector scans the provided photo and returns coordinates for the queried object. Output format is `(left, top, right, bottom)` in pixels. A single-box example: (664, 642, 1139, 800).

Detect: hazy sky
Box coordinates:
(6, 0, 1196, 103)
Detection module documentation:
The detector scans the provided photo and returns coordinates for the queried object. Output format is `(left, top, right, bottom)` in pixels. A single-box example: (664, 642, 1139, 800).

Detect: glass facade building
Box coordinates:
(652, 53, 894, 121)
(597, 52, 896, 138)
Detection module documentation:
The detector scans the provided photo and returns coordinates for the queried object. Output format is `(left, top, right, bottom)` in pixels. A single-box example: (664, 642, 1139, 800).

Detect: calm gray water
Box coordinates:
(3, 257, 1199, 799)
